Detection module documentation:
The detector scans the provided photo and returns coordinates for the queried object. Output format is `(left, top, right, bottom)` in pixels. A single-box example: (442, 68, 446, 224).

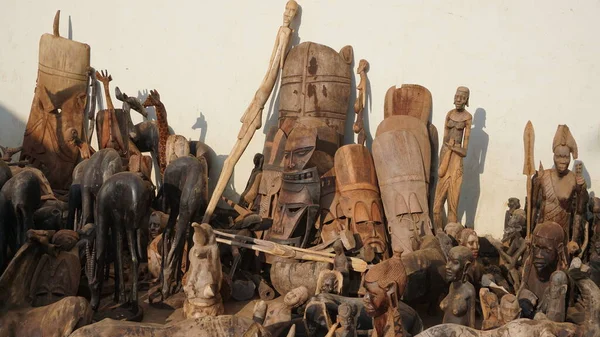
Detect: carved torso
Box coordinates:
(537, 169, 577, 231)
(440, 282, 475, 327)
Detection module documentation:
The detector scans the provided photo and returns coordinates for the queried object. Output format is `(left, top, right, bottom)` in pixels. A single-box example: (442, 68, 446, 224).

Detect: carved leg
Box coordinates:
(115, 228, 126, 303)
(91, 211, 109, 310)
(165, 208, 191, 295)
(126, 228, 139, 307)
(68, 184, 82, 231)
(160, 210, 177, 297)
(447, 173, 463, 224)
(22, 206, 35, 245)
(81, 187, 94, 226)
(433, 178, 450, 232)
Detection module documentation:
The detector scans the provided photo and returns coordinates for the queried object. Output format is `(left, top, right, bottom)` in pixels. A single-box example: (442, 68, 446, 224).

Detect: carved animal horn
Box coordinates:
(203, 284, 217, 298)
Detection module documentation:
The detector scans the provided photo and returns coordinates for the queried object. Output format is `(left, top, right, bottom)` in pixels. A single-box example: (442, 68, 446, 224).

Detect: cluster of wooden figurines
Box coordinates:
(3, 2, 600, 337)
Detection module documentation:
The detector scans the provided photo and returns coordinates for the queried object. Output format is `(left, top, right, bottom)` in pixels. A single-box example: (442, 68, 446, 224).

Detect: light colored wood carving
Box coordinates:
(353, 60, 369, 146)
(166, 135, 190, 166)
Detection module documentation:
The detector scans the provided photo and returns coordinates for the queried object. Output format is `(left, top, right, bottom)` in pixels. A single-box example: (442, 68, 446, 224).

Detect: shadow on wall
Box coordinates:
(458, 107, 489, 227)
(0, 104, 26, 153)
(191, 112, 207, 143)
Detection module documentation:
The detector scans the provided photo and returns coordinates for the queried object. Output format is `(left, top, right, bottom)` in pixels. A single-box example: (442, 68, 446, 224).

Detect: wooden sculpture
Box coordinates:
(142, 89, 170, 176)
(20, 11, 91, 191)
(324, 144, 388, 261)
(480, 288, 501, 330)
(239, 153, 264, 209)
(258, 127, 287, 219)
(277, 42, 353, 139)
(353, 60, 369, 146)
(262, 286, 309, 327)
(96, 70, 127, 156)
(532, 125, 588, 248)
(335, 303, 358, 337)
(523, 121, 535, 238)
(519, 221, 568, 300)
(488, 210, 527, 289)
(183, 222, 224, 318)
(165, 134, 190, 166)
(439, 246, 476, 328)
(202, 0, 298, 224)
(373, 84, 435, 253)
(537, 270, 568, 322)
(316, 270, 344, 295)
(433, 87, 472, 230)
(362, 249, 407, 337)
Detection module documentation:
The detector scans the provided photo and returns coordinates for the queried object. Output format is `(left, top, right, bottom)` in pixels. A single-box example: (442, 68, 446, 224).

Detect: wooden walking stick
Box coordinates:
(523, 121, 535, 238)
(201, 1, 299, 224)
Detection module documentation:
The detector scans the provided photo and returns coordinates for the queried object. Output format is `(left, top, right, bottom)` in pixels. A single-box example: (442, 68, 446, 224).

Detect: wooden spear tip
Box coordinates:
(53, 10, 61, 37)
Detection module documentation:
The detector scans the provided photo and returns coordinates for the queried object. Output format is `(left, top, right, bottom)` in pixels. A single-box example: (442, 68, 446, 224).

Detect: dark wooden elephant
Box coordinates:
(159, 156, 208, 299)
(80, 149, 123, 230)
(90, 172, 153, 313)
(0, 160, 12, 190)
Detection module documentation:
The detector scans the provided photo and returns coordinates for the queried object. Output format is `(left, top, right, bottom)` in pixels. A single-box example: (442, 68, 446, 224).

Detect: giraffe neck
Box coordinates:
(154, 103, 169, 175)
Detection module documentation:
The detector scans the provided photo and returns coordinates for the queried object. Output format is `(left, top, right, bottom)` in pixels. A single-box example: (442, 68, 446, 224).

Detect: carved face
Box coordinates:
(445, 249, 470, 282)
(499, 295, 520, 322)
(283, 286, 308, 308)
(320, 274, 337, 294)
(508, 198, 521, 211)
(283, 0, 298, 25)
(454, 88, 469, 111)
(464, 234, 480, 259)
(363, 281, 388, 317)
(353, 221, 388, 256)
(283, 126, 316, 172)
(532, 235, 559, 278)
(149, 219, 162, 239)
(553, 145, 571, 176)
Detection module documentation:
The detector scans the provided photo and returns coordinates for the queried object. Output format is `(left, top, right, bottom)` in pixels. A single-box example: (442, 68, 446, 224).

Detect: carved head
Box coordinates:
(357, 59, 369, 74)
(532, 221, 567, 280)
(508, 197, 521, 211)
(458, 228, 480, 259)
(338, 303, 356, 327)
(454, 86, 470, 110)
(149, 211, 166, 239)
(283, 118, 338, 175)
(283, 286, 309, 308)
(499, 294, 521, 323)
(283, 0, 298, 26)
(445, 246, 474, 283)
(445, 222, 465, 240)
(552, 125, 577, 176)
(362, 249, 406, 317)
(191, 222, 215, 247)
(316, 270, 343, 295)
(284, 125, 317, 172)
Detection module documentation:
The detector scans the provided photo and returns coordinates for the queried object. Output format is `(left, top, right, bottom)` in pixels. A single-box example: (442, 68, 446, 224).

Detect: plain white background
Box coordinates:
(1, 1, 599, 237)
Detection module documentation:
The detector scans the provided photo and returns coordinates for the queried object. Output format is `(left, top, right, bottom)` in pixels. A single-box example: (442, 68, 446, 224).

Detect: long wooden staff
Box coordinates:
(523, 121, 535, 238)
(214, 230, 367, 272)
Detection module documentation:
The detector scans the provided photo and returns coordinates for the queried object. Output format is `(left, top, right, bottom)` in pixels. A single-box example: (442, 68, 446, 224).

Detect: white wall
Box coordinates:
(1, 1, 599, 237)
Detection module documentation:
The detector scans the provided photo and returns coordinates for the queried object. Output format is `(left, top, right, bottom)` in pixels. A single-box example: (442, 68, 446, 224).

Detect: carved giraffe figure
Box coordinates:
(143, 90, 169, 176)
(96, 70, 126, 155)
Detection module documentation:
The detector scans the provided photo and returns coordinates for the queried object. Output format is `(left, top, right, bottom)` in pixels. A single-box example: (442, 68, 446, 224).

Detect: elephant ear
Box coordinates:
(37, 85, 56, 113)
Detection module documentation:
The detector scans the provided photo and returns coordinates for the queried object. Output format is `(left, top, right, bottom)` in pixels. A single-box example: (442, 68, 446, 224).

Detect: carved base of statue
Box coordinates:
(183, 296, 225, 318)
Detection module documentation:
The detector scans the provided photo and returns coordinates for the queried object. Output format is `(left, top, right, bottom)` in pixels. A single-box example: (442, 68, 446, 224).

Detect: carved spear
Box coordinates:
(523, 121, 535, 238)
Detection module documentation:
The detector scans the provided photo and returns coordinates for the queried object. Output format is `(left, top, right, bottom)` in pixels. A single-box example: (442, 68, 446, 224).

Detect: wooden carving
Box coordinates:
(183, 222, 224, 318)
(519, 221, 568, 300)
(362, 249, 407, 337)
(433, 87, 472, 231)
(439, 246, 476, 328)
(20, 11, 91, 191)
(142, 89, 170, 176)
(202, 0, 298, 224)
(332, 144, 388, 260)
(166, 134, 190, 166)
(523, 122, 535, 238)
(316, 269, 344, 295)
(278, 42, 353, 140)
(258, 126, 287, 219)
(240, 153, 264, 210)
(537, 270, 568, 322)
(353, 60, 369, 146)
(262, 286, 309, 327)
(532, 125, 588, 248)
(479, 288, 500, 330)
(96, 70, 127, 157)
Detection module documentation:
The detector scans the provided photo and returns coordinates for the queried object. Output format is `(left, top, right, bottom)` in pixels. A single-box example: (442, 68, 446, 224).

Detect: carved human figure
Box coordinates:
(316, 270, 344, 295)
(519, 221, 568, 300)
(479, 288, 500, 330)
(439, 246, 476, 328)
(362, 249, 407, 337)
(202, 0, 298, 224)
(533, 125, 587, 249)
(488, 209, 527, 290)
(336, 303, 357, 337)
(262, 286, 309, 327)
(353, 59, 369, 146)
(433, 87, 472, 230)
(504, 197, 521, 230)
(499, 294, 521, 324)
(183, 222, 224, 318)
(537, 270, 568, 322)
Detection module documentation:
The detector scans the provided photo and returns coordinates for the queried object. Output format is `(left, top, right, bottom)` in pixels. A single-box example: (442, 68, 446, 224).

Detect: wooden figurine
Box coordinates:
(479, 288, 501, 330)
(336, 303, 357, 337)
(142, 89, 170, 176)
(96, 70, 128, 157)
(353, 60, 369, 146)
(504, 197, 521, 231)
(202, 0, 298, 224)
(183, 222, 224, 318)
(532, 125, 588, 249)
(439, 246, 476, 328)
(20, 11, 91, 191)
(488, 209, 527, 290)
(362, 249, 407, 337)
(498, 294, 521, 324)
(373, 84, 435, 253)
(433, 87, 472, 231)
(537, 270, 568, 322)
(165, 135, 190, 166)
(519, 221, 568, 300)
(262, 286, 309, 327)
(239, 153, 264, 210)
(323, 144, 388, 261)
(316, 270, 344, 295)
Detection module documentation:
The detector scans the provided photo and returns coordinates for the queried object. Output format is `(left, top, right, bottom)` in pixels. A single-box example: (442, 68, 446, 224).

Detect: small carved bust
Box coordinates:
(263, 286, 309, 327)
(458, 228, 479, 259)
(444, 222, 465, 243)
(499, 294, 521, 324)
(362, 249, 407, 337)
(521, 221, 567, 300)
(537, 270, 568, 322)
(336, 303, 357, 337)
(439, 246, 476, 328)
(316, 270, 343, 295)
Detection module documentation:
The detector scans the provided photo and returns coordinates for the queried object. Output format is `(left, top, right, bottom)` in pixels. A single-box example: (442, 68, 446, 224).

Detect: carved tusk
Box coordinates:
(203, 284, 216, 298)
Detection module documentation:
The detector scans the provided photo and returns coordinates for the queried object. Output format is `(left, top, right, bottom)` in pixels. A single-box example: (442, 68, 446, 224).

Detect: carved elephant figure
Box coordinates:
(159, 156, 208, 299)
(0, 160, 12, 190)
(90, 172, 153, 312)
(80, 148, 123, 230)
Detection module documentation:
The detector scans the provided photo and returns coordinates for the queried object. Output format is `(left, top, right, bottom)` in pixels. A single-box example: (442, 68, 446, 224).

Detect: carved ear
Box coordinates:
(386, 282, 398, 308)
(462, 261, 472, 283)
(339, 45, 354, 65)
